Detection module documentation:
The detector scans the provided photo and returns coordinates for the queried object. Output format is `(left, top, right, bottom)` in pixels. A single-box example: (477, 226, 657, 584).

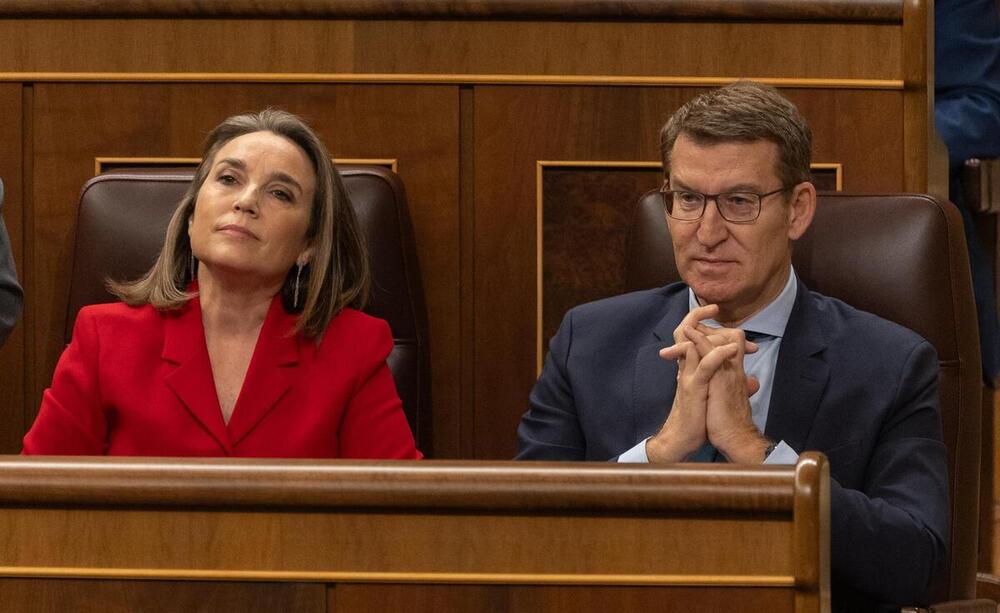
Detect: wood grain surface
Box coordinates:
(0, 0, 902, 22)
(0, 454, 830, 613)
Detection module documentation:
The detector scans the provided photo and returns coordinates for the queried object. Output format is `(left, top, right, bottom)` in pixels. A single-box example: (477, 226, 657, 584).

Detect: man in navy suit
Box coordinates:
(517, 82, 948, 612)
(0, 179, 22, 347)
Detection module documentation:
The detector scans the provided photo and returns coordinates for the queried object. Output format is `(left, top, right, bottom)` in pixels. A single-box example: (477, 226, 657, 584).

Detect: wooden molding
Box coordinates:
(0, 73, 905, 90)
(0, 567, 798, 586)
(0, 0, 902, 22)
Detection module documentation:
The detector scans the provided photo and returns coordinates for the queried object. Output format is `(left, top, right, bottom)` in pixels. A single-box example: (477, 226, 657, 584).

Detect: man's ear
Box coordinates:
(786, 182, 817, 241)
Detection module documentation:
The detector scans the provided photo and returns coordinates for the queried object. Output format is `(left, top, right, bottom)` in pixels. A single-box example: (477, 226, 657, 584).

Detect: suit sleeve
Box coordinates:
(337, 319, 422, 460)
(934, 0, 1000, 165)
(516, 310, 589, 460)
(0, 187, 23, 348)
(22, 309, 109, 454)
(829, 340, 949, 607)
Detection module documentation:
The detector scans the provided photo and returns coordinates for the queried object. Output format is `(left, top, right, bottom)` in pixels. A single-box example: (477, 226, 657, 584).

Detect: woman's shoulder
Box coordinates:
(319, 308, 393, 349)
(74, 301, 166, 331)
(328, 307, 389, 330)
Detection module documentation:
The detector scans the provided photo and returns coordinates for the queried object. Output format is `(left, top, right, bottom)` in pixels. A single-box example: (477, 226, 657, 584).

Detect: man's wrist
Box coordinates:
(715, 429, 771, 464)
(646, 434, 697, 464)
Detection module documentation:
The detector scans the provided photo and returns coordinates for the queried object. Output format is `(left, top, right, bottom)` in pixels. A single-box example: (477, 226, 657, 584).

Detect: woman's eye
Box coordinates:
(272, 189, 292, 202)
(217, 174, 237, 185)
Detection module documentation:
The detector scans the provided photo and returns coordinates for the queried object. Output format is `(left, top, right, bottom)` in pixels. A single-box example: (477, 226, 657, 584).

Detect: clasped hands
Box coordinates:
(645, 304, 772, 464)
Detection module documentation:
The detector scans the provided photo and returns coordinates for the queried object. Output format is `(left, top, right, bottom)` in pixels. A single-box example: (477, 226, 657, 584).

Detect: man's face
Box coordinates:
(666, 133, 814, 324)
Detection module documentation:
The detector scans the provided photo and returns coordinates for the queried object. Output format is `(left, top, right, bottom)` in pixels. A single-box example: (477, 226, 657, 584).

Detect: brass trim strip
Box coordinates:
(94, 157, 200, 176)
(0, 567, 798, 586)
(94, 157, 398, 175)
(810, 163, 844, 190)
(339, 158, 399, 173)
(0, 73, 904, 90)
(536, 161, 544, 374)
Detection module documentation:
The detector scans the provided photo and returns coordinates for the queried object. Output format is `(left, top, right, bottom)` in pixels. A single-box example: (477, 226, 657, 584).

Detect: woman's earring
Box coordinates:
(189, 252, 196, 280)
(293, 263, 304, 309)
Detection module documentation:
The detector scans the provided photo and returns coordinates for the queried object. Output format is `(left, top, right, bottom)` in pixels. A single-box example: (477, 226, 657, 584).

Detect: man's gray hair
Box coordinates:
(659, 81, 813, 188)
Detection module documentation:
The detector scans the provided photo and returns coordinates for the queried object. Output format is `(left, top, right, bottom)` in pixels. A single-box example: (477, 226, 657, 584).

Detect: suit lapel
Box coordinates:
(162, 300, 232, 453)
(226, 298, 299, 446)
(630, 290, 688, 441)
(764, 280, 830, 452)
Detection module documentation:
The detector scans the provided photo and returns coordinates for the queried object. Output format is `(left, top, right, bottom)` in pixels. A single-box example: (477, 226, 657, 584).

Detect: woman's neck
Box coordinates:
(197, 266, 279, 336)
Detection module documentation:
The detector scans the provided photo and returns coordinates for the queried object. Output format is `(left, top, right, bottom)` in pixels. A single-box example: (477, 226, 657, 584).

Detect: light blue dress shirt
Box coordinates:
(618, 267, 800, 464)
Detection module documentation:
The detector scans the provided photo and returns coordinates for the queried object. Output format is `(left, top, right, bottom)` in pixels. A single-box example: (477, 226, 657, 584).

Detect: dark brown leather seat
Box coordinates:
(626, 191, 987, 609)
(67, 166, 431, 453)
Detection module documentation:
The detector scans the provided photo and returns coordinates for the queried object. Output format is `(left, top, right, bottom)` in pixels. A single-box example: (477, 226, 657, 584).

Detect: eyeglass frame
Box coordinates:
(658, 182, 794, 224)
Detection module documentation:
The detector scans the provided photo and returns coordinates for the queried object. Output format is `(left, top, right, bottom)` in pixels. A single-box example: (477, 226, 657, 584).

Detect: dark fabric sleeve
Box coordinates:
(934, 0, 1000, 165)
(0, 180, 23, 347)
(829, 340, 949, 607)
(516, 310, 589, 460)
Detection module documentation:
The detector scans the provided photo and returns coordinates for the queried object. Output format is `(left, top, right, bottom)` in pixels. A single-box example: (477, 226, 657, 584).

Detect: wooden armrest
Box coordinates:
(924, 597, 997, 612)
(978, 572, 1000, 605)
(963, 158, 1000, 213)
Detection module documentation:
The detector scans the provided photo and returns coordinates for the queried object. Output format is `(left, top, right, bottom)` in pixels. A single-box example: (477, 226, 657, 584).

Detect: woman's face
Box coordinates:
(189, 130, 317, 287)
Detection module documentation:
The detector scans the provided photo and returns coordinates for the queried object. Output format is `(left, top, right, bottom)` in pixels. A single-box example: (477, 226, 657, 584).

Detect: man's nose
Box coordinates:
(696, 196, 728, 246)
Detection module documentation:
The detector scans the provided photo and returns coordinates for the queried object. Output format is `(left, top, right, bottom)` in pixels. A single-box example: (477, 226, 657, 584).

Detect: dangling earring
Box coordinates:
(293, 263, 304, 309)
(189, 251, 196, 280)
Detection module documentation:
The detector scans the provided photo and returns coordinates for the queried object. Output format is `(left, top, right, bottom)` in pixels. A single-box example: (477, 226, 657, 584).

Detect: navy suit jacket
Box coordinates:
(0, 179, 22, 347)
(517, 280, 949, 611)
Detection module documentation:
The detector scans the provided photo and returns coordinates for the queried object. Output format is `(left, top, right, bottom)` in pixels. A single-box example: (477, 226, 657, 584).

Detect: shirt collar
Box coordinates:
(687, 266, 798, 339)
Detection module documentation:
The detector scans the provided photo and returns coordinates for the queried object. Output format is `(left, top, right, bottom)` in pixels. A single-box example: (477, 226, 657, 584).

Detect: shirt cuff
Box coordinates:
(617, 438, 650, 463)
(762, 440, 799, 465)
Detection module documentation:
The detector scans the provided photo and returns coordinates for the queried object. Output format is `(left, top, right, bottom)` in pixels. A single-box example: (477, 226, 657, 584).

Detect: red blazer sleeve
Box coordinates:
(23, 308, 108, 454)
(337, 318, 422, 460)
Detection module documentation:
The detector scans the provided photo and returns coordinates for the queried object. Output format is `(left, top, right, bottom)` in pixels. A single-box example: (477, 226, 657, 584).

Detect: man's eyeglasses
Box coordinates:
(658, 184, 791, 224)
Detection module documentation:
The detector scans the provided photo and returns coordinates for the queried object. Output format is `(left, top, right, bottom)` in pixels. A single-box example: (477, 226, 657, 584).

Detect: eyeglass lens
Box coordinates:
(664, 191, 760, 222)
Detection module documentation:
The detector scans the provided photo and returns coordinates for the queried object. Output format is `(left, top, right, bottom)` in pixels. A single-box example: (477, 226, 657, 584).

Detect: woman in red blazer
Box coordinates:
(23, 110, 421, 459)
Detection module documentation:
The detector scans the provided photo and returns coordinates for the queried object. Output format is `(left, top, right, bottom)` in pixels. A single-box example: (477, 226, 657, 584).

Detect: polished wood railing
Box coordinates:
(0, 453, 830, 613)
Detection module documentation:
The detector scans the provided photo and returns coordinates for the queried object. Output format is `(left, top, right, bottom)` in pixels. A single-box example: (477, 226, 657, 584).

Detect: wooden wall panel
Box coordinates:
(0, 84, 23, 453)
(351, 21, 901, 80)
(28, 83, 460, 457)
(331, 584, 794, 613)
(0, 20, 358, 74)
(0, 579, 326, 613)
(0, 20, 901, 82)
(474, 86, 906, 459)
(541, 167, 660, 349)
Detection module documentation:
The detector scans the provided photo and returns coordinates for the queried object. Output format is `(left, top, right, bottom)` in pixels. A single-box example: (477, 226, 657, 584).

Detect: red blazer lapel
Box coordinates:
(226, 297, 300, 447)
(161, 300, 233, 453)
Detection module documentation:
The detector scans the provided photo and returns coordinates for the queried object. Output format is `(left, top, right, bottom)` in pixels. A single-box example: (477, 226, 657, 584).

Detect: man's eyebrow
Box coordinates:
(670, 177, 765, 193)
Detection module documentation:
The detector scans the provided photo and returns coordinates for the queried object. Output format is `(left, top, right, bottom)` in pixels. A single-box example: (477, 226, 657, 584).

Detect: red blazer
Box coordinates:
(23, 296, 422, 459)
